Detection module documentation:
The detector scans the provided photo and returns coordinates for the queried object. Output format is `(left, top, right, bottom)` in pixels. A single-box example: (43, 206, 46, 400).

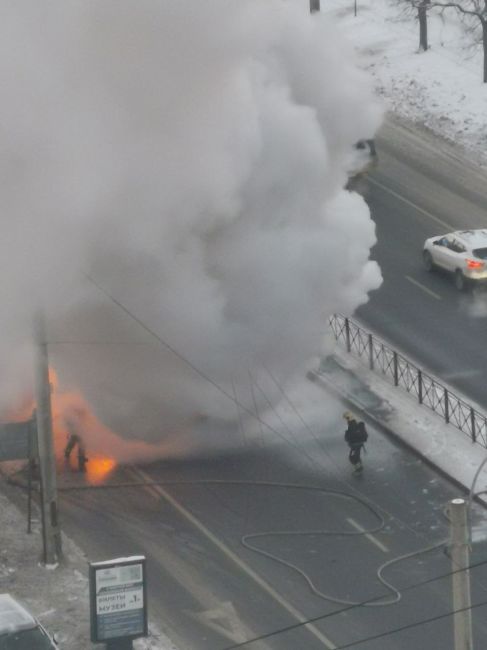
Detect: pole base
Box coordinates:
(105, 639, 133, 649)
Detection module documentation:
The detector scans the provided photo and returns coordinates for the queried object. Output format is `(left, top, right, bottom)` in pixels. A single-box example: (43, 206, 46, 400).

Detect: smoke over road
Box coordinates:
(0, 0, 382, 453)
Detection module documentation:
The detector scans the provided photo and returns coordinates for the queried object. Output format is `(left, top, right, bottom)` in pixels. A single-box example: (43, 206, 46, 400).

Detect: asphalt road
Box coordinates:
(58, 114, 487, 650)
(60, 387, 487, 650)
(358, 114, 487, 410)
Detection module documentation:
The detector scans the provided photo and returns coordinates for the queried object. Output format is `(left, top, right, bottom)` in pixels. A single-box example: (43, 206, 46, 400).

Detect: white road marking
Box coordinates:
(405, 275, 441, 300)
(346, 517, 389, 553)
(369, 177, 453, 230)
(189, 601, 249, 643)
(441, 369, 484, 380)
(129, 466, 337, 649)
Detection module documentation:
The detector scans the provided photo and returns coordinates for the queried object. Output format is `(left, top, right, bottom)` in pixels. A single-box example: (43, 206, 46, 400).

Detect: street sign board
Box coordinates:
(89, 556, 147, 643)
(0, 420, 36, 461)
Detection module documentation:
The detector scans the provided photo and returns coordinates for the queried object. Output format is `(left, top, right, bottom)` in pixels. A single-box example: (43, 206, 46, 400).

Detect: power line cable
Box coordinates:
(84, 272, 340, 472)
(59, 476, 471, 609)
(83, 273, 322, 453)
(59, 474, 487, 612)
(82, 271, 453, 547)
(248, 369, 266, 455)
(59, 475, 487, 616)
(61, 476, 487, 650)
(257, 366, 442, 542)
(82, 273, 487, 640)
(247, 370, 317, 461)
(325, 599, 487, 650)
(58, 471, 487, 645)
(222, 582, 487, 650)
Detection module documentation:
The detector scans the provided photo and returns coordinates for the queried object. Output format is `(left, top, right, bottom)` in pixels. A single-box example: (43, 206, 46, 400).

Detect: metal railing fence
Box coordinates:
(327, 314, 487, 448)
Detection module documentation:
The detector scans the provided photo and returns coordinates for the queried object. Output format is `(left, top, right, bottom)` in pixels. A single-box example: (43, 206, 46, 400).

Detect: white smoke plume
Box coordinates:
(0, 0, 382, 451)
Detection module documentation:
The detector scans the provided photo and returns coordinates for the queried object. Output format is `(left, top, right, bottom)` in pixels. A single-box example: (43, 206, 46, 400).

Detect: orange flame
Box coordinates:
(6, 365, 171, 482)
(50, 387, 118, 484)
(5, 367, 118, 485)
(85, 456, 117, 484)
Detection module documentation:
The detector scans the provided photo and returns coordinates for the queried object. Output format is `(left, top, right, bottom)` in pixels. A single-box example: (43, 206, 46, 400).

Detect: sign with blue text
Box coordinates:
(89, 556, 147, 643)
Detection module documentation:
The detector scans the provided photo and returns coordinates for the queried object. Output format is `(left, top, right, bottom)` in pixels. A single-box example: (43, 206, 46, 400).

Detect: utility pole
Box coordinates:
(310, 0, 320, 13)
(449, 498, 473, 650)
(34, 314, 62, 564)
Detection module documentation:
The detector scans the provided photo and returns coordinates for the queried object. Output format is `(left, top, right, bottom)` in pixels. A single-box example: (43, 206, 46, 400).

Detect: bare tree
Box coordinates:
(410, 0, 487, 81)
(435, 0, 487, 81)
(418, 0, 431, 49)
(395, 0, 432, 51)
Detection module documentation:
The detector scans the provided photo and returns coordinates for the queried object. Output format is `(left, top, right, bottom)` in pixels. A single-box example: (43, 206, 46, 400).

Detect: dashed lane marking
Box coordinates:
(405, 275, 442, 300)
(369, 177, 453, 230)
(129, 466, 337, 649)
(347, 517, 389, 553)
(189, 601, 249, 644)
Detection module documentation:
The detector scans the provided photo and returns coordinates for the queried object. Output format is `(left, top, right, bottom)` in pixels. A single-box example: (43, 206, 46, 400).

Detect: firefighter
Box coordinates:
(343, 411, 368, 473)
(63, 407, 88, 472)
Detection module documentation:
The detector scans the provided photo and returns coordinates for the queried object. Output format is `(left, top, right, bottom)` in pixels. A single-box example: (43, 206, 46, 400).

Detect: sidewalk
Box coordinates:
(0, 469, 179, 649)
(310, 343, 487, 510)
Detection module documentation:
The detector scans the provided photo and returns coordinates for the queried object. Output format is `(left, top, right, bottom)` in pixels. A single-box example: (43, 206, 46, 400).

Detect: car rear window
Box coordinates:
(473, 247, 487, 259)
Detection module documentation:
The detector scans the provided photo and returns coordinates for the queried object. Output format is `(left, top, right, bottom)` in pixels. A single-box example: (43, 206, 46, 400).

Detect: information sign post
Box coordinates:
(0, 419, 35, 461)
(89, 556, 147, 648)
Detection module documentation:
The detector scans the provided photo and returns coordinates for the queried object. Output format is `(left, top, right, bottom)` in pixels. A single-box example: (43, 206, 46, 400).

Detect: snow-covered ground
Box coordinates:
(323, 0, 487, 166)
(0, 470, 178, 649)
(2, 2, 487, 649)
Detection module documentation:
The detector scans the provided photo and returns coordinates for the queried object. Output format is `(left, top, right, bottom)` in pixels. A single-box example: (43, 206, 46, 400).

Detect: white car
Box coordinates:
(423, 229, 487, 290)
(0, 593, 58, 649)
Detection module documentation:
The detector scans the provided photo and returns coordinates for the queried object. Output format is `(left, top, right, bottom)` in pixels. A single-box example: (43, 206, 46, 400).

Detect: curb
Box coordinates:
(307, 363, 487, 509)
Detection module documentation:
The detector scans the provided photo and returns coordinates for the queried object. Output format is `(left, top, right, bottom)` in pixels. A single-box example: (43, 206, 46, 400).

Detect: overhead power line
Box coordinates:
(83, 273, 487, 649)
(83, 273, 332, 470)
(224, 600, 487, 650)
(328, 599, 487, 650)
(221, 556, 487, 650)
